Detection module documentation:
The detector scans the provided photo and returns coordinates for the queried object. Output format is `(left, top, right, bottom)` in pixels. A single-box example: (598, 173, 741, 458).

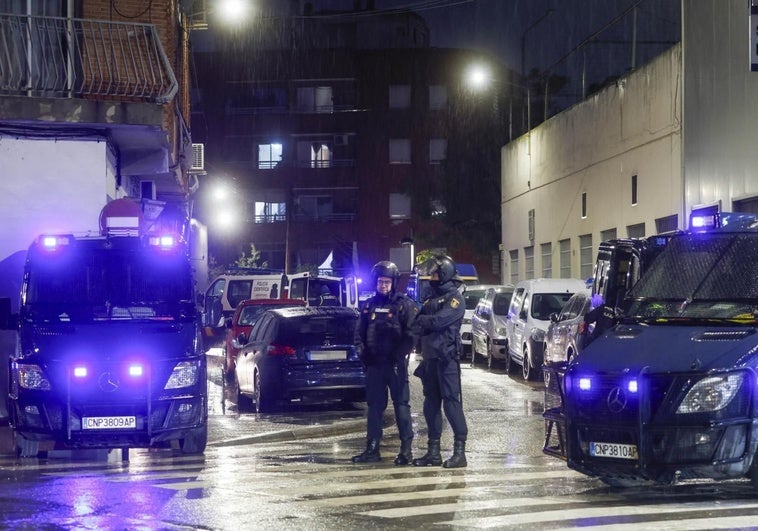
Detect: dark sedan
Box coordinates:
(235, 306, 365, 413)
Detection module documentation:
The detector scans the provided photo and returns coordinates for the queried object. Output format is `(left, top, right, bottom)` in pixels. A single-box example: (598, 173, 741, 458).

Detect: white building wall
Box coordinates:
(0, 137, 119, 309)
(682, 0, 758, 212)
(501, 44, 683, 283)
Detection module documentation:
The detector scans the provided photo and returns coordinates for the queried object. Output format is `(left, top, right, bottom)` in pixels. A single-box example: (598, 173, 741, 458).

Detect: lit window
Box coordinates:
(389, 139, 411, 164)
(258, 143, 282, 169)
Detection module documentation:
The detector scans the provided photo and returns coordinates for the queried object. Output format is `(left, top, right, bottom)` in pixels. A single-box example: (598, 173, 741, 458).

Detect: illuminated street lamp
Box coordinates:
(184, 0, 255, 31)
(464, 63, 527, 142)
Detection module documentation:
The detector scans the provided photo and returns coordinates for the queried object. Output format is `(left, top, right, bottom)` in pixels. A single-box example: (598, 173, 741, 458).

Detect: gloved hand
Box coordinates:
(412, 315, 432, 335)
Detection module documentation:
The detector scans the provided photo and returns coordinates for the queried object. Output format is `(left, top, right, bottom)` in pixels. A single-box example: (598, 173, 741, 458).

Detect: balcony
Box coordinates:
(0, 12, 188, 197)
(0, 12, 177, 102)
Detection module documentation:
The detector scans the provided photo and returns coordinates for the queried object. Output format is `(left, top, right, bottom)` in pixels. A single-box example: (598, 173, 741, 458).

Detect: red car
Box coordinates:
(223, 298, 306, 377)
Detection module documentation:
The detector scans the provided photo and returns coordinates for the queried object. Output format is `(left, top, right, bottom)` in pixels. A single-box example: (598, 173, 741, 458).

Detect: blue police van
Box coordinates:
(555, 212, 758, 488)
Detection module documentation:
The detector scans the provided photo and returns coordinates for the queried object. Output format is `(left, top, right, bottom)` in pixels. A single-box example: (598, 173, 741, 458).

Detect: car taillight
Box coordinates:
(267, 343, 296, 356)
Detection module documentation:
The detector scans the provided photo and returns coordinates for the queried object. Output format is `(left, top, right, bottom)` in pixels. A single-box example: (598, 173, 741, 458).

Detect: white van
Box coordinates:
(504, 278, 586, 381)
(202, 271, 358, 329)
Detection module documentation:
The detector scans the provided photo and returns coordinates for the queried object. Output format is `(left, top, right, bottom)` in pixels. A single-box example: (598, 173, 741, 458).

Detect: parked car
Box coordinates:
(470, 285, 515, 368)
(223, 298, 307, 377)
(461, 284, 501, 359)
(504, 278, 587, 381)
(543, 289, 592, 367)
(235, 306, 365, 413)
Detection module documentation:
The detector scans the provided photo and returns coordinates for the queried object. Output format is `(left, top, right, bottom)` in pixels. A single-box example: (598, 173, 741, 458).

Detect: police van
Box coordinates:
(555, 211, 758, 488)
(6, 200, 207, 457)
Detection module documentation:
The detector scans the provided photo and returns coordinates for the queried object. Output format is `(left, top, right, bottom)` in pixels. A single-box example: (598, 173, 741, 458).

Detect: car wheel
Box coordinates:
(179, 424, 208, 454)
(235, 373, 253, 412)
(470, 340, 477, 367)
(522, 344, 535, 381)
(254, 368, 275, 413)
(486, 340, 495, 370)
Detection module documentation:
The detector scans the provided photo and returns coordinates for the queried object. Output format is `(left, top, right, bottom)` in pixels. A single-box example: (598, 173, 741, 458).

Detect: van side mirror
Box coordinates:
(519, 309, 527, 320)
(549, 312, 559, 323)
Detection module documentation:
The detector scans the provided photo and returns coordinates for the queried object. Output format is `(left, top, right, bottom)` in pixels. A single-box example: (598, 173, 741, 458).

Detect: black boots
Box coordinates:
(443, 439, 467, 468)
(394, 439, 413, 466)
(352, 439, 381, 463)
(412, 439, 442, 466)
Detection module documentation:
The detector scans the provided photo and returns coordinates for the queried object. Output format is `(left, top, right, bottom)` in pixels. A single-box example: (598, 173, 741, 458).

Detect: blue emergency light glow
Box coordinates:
(628, 379, 638, 393)
(690, 214, 718, 231)
(41, 235, 70, 250)
(579, 377, 592, 391)
(148, 235, 176, 250)
(128, 364, 144, 377)
(73, 366, 87, 378)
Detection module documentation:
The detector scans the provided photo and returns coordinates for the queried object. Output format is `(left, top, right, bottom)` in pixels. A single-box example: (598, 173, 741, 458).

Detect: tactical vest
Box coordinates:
(363, 296, 405, 362)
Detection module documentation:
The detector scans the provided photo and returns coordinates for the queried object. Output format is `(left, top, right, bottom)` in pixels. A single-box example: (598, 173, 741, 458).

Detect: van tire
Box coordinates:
(15, 432, 39, 458)
(522, 345, 535, 381)
(504, 341, 515, 374)
(486, 340, 495, 370)
(180, 424, 208, 454)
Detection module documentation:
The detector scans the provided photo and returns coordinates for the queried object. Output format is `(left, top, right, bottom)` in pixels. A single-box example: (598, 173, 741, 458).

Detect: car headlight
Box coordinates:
(164, 360, 199, 389)
(677, 373, 744, 414)
(16, 363, 51, 390)
(530, 328, 546, 343)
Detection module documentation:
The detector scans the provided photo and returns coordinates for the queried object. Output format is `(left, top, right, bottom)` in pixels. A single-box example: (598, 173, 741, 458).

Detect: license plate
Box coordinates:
(589, 441, 638, 460)
(82, 416, 137, 430)
(310, 350, 347, 361)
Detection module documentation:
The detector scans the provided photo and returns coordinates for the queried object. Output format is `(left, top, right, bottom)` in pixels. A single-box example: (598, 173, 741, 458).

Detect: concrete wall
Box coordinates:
(682, 0, 758, 211)
(501, 44, 683, 282)
(0, 137, 118, 310)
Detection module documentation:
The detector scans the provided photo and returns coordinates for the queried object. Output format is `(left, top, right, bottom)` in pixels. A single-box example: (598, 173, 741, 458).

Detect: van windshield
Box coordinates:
(625, 232, 758, 321)
(530, 293, 573, 320)
(25, 245, 194, 322)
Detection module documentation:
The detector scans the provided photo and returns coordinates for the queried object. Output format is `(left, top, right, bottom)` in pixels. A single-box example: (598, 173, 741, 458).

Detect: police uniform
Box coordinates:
(411, 255, 469, 468)
(352, 261, 418, 465)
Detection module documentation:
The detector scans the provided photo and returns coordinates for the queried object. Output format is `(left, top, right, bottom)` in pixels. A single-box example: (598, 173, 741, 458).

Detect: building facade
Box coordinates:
(501, 0, 758, 284)
(191, 6, 516, 285)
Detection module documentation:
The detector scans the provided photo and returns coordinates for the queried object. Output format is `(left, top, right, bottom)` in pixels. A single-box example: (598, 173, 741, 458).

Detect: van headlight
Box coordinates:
(16, 363, 51, 390)
(164, 361, 199, 389)
(677, 373, 743, 414)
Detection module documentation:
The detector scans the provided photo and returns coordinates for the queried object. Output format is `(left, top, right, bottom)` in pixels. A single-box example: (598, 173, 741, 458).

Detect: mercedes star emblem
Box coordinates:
(98, 372, 120, 392)
(607, 386, 627, 413)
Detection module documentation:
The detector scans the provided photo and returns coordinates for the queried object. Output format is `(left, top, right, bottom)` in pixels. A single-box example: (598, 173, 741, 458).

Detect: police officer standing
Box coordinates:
(411, 255, 469, 468)
(317, 285, 340, 306)
(352, 261, 418, 465)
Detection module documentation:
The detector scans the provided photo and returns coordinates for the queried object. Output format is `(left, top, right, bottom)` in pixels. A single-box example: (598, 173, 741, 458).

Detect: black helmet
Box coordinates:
(419, 255, 460, 284)
(371, 260, 399, 290)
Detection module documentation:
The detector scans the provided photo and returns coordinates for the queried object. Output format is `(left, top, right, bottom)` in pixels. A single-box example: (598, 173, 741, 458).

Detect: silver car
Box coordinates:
(543, 288, 592, 367)
(470, 285, 515, 369)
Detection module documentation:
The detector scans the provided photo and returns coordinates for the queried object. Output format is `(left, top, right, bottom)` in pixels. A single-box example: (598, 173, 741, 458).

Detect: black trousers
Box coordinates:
(364, 359, 413, 442)
(419, 358, 468, 441)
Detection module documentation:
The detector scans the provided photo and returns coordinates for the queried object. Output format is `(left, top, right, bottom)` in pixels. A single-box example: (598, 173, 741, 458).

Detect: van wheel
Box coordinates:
(522, 345, 535, 381)
(179, 424, 208, 454)
(15, 432, 39, 458)
(470, 341, 478, 367)
(504, 341, 515, 374)
(486, 340, 495, 370)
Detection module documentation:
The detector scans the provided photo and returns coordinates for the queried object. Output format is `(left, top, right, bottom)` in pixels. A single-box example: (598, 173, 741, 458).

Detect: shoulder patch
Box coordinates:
(450, 298, 460, 309)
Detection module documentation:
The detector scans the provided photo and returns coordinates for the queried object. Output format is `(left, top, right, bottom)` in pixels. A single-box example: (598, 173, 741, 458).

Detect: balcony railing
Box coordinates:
(0, 12, 177, 103)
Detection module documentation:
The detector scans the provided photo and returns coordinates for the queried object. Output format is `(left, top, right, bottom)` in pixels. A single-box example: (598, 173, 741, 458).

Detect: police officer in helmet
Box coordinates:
(411, 254, 469, 468)
(353, 261, 418, 465)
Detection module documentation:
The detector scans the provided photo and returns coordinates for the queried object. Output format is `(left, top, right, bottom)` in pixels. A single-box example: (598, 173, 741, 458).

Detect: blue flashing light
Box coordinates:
(128, 364, 144, 377)
(73, 366, 87, 378)
(627, 379, 638, 393)
(689, 213, 718, 231)
(148, 234, 177, 250)
(40, 235, 71, 250)
(578, 377, 592, 391)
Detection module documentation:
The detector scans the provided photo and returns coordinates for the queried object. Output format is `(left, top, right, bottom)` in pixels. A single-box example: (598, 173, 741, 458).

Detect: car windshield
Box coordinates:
(278, 314, 357, 347)
(531, 293, 574, 320)
(25, 245, 194, 322)
(624, 232, 758, 322)
(464, 289, 487, 310)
